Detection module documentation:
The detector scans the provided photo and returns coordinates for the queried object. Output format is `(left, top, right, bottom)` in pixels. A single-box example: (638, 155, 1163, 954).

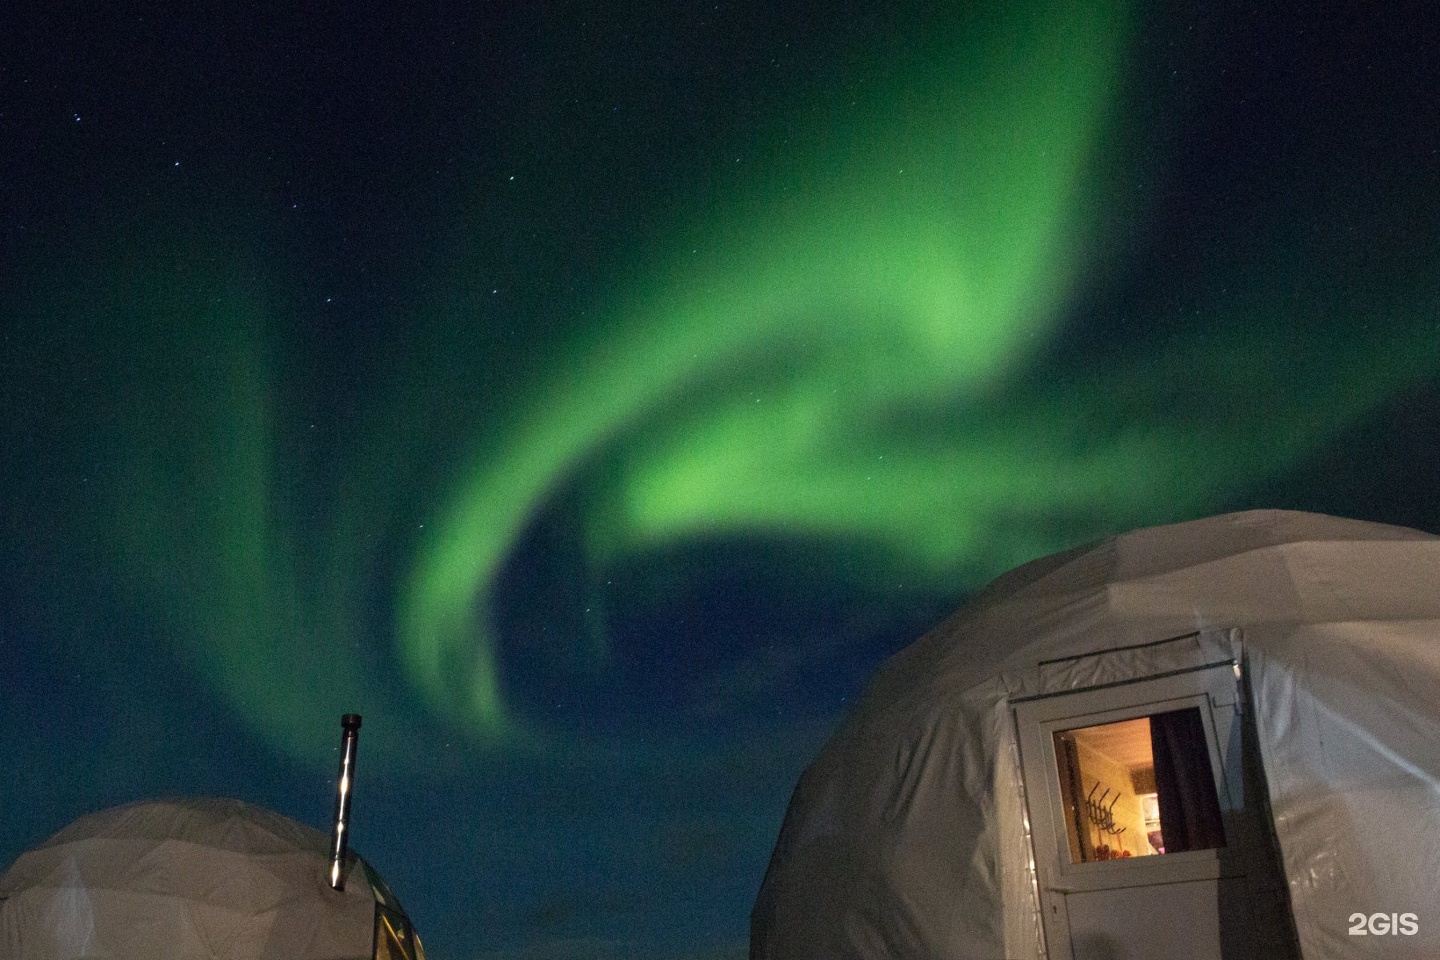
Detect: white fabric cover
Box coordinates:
(751, 510, 1440, 959)
(0, 798, 390, 960)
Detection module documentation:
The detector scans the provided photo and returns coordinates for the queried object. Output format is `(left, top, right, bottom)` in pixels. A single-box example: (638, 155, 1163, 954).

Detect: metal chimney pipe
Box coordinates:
(328, 713, 363, 890)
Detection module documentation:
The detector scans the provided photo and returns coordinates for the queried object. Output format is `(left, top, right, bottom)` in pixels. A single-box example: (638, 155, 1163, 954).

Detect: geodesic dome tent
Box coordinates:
(752, 510, 1440, 960)
(0, 797, 425, 960)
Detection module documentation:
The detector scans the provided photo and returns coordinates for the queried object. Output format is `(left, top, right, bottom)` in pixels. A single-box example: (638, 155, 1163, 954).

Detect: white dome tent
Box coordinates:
(751, 510, 1440, 960)
(0, 797, 425, 960)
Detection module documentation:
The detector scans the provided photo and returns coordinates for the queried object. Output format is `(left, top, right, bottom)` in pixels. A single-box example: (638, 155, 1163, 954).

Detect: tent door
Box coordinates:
(1014, 663, 1297, 960)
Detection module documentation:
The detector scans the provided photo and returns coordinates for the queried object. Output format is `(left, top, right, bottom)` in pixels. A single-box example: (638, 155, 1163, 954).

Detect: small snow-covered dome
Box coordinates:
(0, 797, 423, 960)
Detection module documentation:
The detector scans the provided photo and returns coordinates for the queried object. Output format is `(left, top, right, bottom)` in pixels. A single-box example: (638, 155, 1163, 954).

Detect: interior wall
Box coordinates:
(1072, 739, 1150, 859)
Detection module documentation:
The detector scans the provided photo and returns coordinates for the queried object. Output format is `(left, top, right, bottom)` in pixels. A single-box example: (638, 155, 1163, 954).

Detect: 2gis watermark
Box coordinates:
(1348, 912, 1419, 936)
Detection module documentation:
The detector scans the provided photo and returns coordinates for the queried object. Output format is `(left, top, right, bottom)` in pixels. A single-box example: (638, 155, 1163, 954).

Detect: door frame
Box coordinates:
(1013, 662, 1244, 956)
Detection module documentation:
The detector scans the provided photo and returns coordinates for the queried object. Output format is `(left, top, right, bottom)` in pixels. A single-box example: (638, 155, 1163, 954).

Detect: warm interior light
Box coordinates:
(1053, 708, 1224, 864)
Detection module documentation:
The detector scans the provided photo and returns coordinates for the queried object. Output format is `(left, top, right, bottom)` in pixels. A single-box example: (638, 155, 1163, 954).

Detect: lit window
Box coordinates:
(373, 905, 423, 960)
(1052, 707, 1225, 864)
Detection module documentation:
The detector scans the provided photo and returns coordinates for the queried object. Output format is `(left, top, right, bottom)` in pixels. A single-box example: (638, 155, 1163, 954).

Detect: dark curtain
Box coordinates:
(1151, 707, 1226, 853)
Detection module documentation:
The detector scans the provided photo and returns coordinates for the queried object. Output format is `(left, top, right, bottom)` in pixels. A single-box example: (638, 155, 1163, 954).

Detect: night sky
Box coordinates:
(3, 1, 1439, 957)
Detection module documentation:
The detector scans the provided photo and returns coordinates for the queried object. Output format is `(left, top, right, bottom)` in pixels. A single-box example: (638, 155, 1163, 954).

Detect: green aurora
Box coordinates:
(401, 0, 1133, 744)
(7, 0, 1438, 768)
